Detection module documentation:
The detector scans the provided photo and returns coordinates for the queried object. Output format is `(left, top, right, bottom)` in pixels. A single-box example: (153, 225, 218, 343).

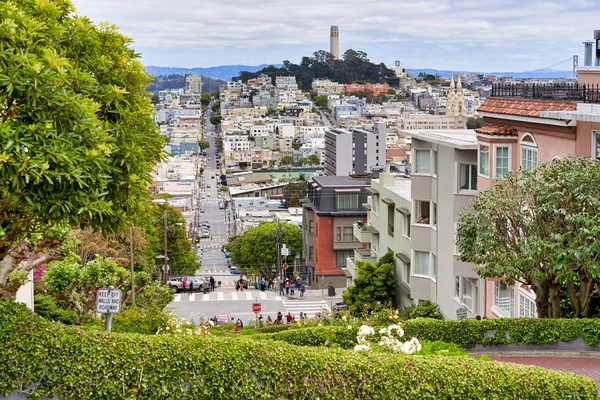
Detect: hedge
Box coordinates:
(0, 300, 597, 399)
(256, 318, 600, 350)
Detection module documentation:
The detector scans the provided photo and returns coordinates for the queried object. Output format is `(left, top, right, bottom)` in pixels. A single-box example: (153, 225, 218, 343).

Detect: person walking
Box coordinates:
(290, 282, 295, 296)
(299, 283, 305, 298)
(299, 312, 305, 320)
(189, 279, 194, 294)
(285, 280, 290, 295)
(182, 278, 187, 292)
(209, 276, 215, 291)
(279, 281, 285, 296)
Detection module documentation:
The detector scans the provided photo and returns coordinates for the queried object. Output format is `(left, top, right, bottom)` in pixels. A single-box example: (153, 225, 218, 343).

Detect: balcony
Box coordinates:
(343, 257, 358, 279)
(353, 221, 371, 243)
(491, 83, 600, 103)
(354, 248, 377, 264)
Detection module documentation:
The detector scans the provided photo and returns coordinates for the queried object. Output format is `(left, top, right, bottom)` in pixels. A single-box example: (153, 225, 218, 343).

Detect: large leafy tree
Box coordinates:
(0, 0, 165, 298)
(226, 222, 301, 277)
(458, 157, 600, 318)
(342, 251, 396, 312)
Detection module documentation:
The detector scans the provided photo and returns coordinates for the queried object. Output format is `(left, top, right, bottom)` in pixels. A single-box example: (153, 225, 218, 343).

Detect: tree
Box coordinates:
(308, 154, 320, 165)
(387, 88, 396, 95)
(210, 90, 219, 98)
(226, 222, 301, 277)
(0, 0, 165, 298)
(150, 94, 160, 104)
(210, 114, 223, 126)
(297, 158, 309, 166)
(457, 157, 600, 318)
(198, 140, 211, 151)
(211, 101, 221, 113)
(200, 92, 211, 106)
(279, 156, 295, 166)
(466, 117, 484, 129)
(342, 251, 396, 313)
(314, 95, 329, 108)
(283, 182, 308, 207)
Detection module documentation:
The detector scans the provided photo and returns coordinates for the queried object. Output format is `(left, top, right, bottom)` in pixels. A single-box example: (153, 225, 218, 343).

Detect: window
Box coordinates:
(593, 130, 600, 160)
(308, 246, 314, 260)
(336, 250, 353, 267)
(336, 193, 359, 210)
(519, 293, 537, 318)
(415, 150, 431, 173)
(308, 220, 314, 234)
(432, 253, 437, 278)
(494, 282, 514, 317)
(387, 205, 395, 236)
(404, 214, 411, 238)
(494, 146, 510, 178)
(343, 227, 353, 241)
(520, 134, 538, 171)
(461, 278, 475, 311)
(402, 262, 410, 284)
(315, 222, 318, 237)
(459, 164, 477, 191)
(433, 150, 438, 175)
(372, 194, 379, 213)
(455, 276, 460, 298)
(479, 144, 489, 176)
(414, 251, 430, 275)
(335, 227, 342, 241)
(414, 200, 430, 225)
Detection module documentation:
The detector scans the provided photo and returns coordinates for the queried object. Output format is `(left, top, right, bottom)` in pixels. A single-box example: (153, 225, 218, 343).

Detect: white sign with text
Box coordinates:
(96, 288, 122, 314)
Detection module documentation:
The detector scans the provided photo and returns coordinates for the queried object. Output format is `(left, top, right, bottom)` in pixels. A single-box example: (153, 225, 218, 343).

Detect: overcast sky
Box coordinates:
(71, 0, 599, 72)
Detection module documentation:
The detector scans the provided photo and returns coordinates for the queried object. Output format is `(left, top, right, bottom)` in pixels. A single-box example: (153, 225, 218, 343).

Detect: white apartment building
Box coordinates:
(275, 76, 298, 89)
(409, 129, 483, 319)
(324, 123, 386, 176)
(397, 113, 466, 131)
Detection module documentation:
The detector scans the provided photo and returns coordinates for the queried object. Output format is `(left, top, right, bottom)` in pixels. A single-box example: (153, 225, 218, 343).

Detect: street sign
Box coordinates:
(252, 303, 261, 313)
(281, 244, 290, 257)
(96, 288, 122, 315)
(282, 263, 289, 270)
(456, 307, 468, 320)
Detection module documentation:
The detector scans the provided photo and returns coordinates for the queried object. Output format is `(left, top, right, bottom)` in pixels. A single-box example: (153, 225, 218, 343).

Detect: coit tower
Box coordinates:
(330, 26, 339, 60)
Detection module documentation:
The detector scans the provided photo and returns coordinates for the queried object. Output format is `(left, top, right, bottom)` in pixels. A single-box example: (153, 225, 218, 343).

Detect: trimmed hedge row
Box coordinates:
(0, 301, 597, 399)
(257, 318, 600, 350)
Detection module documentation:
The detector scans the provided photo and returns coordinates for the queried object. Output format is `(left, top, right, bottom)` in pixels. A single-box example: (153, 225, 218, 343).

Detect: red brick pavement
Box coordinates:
(493, 357, 600, 388)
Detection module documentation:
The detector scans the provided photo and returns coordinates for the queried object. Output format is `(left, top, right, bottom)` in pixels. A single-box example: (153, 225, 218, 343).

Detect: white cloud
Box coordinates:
(70, 0, 599, 71)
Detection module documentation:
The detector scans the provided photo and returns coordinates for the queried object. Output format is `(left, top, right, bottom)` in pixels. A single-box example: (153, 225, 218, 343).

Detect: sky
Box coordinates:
(71, 0, 600, 72)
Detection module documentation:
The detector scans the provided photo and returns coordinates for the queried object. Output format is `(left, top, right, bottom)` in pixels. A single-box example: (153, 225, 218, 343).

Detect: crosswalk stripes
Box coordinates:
(245, 292, 252, 300)
(217, 292, 224, 301)
(259, 292, 267, 300)
(174, 294, 181, 303)
(231, 292, 238, 301)
(189, 294, 195, 302)
(283, 300, 329, 319)
(275, 296, 282, 301)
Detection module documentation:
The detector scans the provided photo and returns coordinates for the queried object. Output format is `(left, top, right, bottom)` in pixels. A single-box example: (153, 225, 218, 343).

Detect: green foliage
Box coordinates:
(2, 300, 594, 399)
(33, 294, 77, 325)
(410, 300, 443, 320)
(211, 101, 221, 113)
(458, 157, 600, 318)
(414, 341, 467, 356)
(307, 153, 320, 165)
(283, 181, 307, 207)
(279, 155, 295, 166)
(314, 94, 328, 108)
(200, 92, 211, 106)
(466, 117, 484, 129)
(210, 114, 222, 125)
(227, 222, 302, 276)
(134, 282, 174, 311)
(343, 251, 396, 313)
(198, 139, 210, 151)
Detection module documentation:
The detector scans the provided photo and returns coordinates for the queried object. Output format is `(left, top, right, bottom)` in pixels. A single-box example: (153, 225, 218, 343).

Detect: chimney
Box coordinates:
(583, 42, 593, 67)
(595, 31, 600, 67)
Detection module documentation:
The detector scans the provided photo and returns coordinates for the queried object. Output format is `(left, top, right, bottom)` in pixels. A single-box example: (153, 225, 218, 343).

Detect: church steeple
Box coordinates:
(450, 75, 455, 91)
(457, 73, 462, 90)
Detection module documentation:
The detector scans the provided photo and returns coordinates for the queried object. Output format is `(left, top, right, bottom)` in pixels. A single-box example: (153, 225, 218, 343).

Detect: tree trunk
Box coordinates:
(581, 279, 597, 318)
(550, 283, 562, 318)
(531, 280, 549, 318)
(567, 280, 581, 318)
(0, 238, 64, 299)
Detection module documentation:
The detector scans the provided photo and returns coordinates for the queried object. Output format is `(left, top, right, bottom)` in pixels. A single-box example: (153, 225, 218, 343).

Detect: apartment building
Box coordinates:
(345, 83, 390, 97)
(324, 123, 386, 176)
(409, 129, 482, 319)
(397, 113, 466, 131)
(301, 176, 369, 288)
(185, 74, 202, 94)
(312, 79, 346, 95)
(346, 164, 413, 307)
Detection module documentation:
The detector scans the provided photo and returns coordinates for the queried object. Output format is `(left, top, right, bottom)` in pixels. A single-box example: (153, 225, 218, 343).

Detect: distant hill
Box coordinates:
(145, 64, 282, 82)
(406, 68, 574, 80)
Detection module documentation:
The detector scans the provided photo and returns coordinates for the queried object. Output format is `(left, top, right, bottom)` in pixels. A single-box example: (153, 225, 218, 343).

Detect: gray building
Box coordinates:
(324, 123, 386, 176)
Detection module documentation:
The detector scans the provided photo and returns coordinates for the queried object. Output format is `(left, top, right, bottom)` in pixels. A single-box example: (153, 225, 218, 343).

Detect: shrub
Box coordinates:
(410, 300, 443, 319)
(415, 341, 467, 357)
(1, 300, 595, 399)
(34, 294, 78, 325)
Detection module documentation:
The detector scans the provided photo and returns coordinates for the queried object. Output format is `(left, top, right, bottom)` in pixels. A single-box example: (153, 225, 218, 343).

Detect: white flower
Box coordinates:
(347, 325, 353, 330)
(358, 325, 374, 336)
(208, 320, 215, 327)
(379, 328, 388, 334)
(387, 324, 404, 338)
(400, 341, 415, 354)
(342, 315, 347, 321)
(354, 344, 370, 352)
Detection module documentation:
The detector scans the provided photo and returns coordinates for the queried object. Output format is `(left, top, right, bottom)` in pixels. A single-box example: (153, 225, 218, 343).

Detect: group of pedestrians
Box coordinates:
(258, 311, 307, 325)
(181, 276, 217, 294)
(279, 277, 305, 298)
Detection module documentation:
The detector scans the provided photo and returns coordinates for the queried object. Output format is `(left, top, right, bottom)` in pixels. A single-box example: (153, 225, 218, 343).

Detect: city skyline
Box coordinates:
(72, 0, 598, 72)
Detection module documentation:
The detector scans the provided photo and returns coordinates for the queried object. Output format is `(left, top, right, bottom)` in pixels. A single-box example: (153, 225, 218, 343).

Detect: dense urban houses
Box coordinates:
(346, 163, 413, 307)
(301, 176, 369, 288)
(324, 123, 387, 176)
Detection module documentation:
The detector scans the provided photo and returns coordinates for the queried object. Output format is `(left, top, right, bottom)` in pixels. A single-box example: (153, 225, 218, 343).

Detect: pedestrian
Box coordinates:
(285, 312, 294, 324)
(238, 278, 244, 292)
(210, 276, 215, 291)
(266, 315, 274, 325)
(276, 311, 283, 325)
(182, 278, 187, 292)
(290, 282, 295, 296)
(299, 312, 305, 320)
(285, 280, 290, 295)
(269, 279, 274, 291)
(279, 281, 285, 296)
(299, 283, 305, 298)
(236, 281, 240, 292)
(189, 279, 194, 294)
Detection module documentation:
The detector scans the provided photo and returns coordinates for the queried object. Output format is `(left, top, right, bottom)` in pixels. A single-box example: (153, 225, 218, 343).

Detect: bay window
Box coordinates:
(479, 144, 489, 176)
(494, 146, 510, 178)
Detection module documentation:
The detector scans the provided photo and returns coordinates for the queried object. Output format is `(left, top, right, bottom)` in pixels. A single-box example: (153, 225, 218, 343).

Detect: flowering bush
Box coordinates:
(355, 323, 421, 354)
(156, 314, 212, 337)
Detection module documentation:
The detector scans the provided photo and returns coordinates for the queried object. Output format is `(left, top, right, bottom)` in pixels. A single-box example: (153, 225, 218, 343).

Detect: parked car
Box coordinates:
(168, 277, 204, 292)
(212, 315, 233, 325)
(199, 232, 210, 239)
(332, 302, 347, 311)
(231, 268, 241, 275)
(199, 221, 210, 228)
(225, 251, 231, 258)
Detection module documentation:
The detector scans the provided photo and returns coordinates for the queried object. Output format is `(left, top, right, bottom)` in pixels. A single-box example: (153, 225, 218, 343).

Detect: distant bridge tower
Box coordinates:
(395, 60, 401, 68)
(330, 26, 339, 60)
(573, 55, 578, 77)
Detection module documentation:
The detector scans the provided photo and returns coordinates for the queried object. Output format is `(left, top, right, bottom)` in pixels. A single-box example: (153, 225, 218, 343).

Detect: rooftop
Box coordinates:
(373, 177, 411, 201)
(475, 123, 517, 137)
(489, 82, 600, 103)
(404, 129, 477, 150)
(478, 97, 577, 119)
(312, 175, 368, 187)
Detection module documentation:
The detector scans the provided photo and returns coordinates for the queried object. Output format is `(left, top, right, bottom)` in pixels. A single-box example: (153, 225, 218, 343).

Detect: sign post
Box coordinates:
(252, 302, 261, 322)
(456, 307, 468, 320)
(96, 286, 122, 332)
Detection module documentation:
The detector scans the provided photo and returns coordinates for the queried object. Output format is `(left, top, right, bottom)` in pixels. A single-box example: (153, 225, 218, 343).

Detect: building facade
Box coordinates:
(324, 123, 386, 176)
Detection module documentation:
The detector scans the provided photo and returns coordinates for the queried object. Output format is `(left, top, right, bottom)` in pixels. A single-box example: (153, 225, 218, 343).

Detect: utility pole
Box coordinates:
(276, 222, 282, 282)
(163, 209, 168, 284)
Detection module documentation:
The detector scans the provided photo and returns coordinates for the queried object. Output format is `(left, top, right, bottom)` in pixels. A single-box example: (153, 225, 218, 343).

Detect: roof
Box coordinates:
(477, 98, 577, 119)
(404, 129, 477, 150)
(312, 175, 368, 188)
(474, 123, 517, 137)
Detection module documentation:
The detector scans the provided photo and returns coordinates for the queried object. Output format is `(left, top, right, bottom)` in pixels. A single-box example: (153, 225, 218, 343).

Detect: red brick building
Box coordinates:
(345, 83, 390, 97)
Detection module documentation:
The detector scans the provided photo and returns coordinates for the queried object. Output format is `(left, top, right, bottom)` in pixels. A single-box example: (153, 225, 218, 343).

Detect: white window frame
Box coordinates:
(493, 281, 514, 317)
(493, 145, 511, 179)
(458, 163, 477, 192)
(342, 226, 353, 241)
(518, 290, 537, 318)
(593, 130, 600, 161)
(414, 149, 432, 174)
(413, 149, 437, 176)
(520, 133, 538, 172)
(403, 213, 411, 240)
(412, 250, 436, 280)
(478, 143, 489, 178)
(413, 200, 436, 227)
(402, 261, 411, 284)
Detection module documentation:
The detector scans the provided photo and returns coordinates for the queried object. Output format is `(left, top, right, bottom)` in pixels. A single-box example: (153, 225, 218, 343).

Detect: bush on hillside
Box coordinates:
(0, 300, 595, 399)
(410, 300, 443, 320)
